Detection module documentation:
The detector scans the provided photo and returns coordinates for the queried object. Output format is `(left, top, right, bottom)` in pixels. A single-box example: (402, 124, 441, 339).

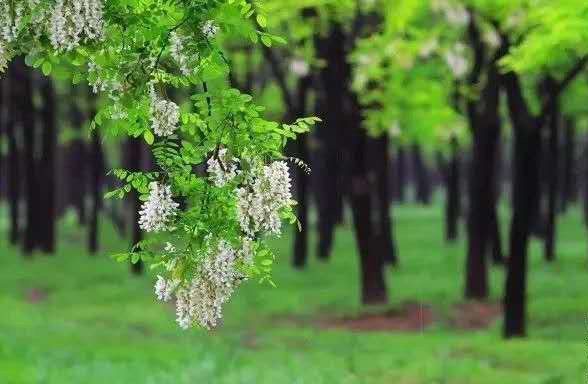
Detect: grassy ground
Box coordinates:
(0, 204, 587, 383)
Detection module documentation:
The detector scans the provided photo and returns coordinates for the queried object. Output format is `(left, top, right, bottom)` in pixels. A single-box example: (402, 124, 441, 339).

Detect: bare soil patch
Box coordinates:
(449, 301, 502, 330)
(320, 302, 434, 332)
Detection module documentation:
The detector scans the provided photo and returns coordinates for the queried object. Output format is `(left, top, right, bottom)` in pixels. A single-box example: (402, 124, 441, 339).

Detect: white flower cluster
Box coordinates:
(431, 0, 469, 26)
(49, 0, 104, 52)
(419, 38, 439, 58)
(201, 20, 219, 39)
(206, 148, 239, 187)
(149, 84, 180, 137)
(170, 31, 198, 76)
(0, 43, 8, 73)
(444, 43, 469, 79)
(154, 275, 179, 302)
(174, 240, 241, 329)
(483, 29, 501, 49)
(138, 182, 179, 233)
(236, 161, 292, 237)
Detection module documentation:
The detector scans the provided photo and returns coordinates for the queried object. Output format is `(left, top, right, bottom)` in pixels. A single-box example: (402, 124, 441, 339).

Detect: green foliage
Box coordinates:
(1, 0, 317, 329)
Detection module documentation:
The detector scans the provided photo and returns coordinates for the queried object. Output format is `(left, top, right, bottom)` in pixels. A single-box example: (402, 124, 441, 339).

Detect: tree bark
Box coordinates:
(88, 91, 103, 254)
(463, 15, 503, 299)
(68, 87, 87, 225)
(371, 135, 398, 265)
(560, 118, 577, 212)
(445, 137, 461, 242)
(5, 64, 20, 244)
(412, 144, 431, 205)
(126, 138, 144, 274)
(291, 77, 313, 269)
(501, 69, 541, 338)
(314, 25, 346, 261)
(543, 81, 559, 262)
(14, 58, 40, 254)
(393, 147, 407, 202)
(38, 76, 57, 253)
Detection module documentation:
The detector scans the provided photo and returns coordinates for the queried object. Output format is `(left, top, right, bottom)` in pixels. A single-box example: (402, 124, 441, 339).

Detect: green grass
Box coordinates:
(0, 204, 587, 383)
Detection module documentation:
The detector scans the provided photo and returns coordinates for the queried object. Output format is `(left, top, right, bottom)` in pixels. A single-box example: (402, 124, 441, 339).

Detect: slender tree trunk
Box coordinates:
(88, 92, 103, 254)
(38, 77, 57, 253)
(445, 137, 461, 242)
(561, 118, 577, 212)
(544, 91, 559, 262)
(412, 144, 431, 205)
(291, 76, 312, 269)
(5, 66, 20, 244)
(394, 147, 407, 202)
(314, 27, 346, 262)
(69, 87, 87, 225)
(371, 135, 397, 265)
(127, 138, 144, 274)
(349, 130, 388, 304)
(489, 208, 504, 265)
(14, 59, 39, 254)
(292, 134, 310, 268)
(504, 127, 540, 337)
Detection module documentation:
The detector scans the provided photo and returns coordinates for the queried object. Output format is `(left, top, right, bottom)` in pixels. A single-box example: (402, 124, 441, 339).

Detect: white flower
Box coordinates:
(149, 84, 180, 137)
(138, 182, 179, 233)
(483, 29, 501, 49)
(444, 43, 469, 78)
(154, 275, 178, 302)
(236, 161, 292, 237)
(0, 42, 9, 72)
(170, 31, 197, 76)
(388, 121, 401, 138)
(444, 5, 470, 26)
(201, 20, 219, 39)
(49, 0, 104, 52)
(174, 240, 242, 330)
(419, 38, 439, 58)
(238, 237, 255, 266)
(206, 148, 239, 187)
(164, 242, 176, 253)
(289, 59, 309, 77)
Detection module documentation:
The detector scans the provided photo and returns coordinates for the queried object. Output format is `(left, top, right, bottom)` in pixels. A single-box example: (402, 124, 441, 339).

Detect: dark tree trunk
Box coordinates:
(371, 135, 398, 265)
(501, 68, 542, 338)
(292, 134, 310, 268)
(68, 87, 87, 225)
(504, 126, 540, 338)
(445, 137, 461, 242)
(489, 208, 504, 265)
(314, 27, 346, 262)
(316, 22, 388, 304)
(291, 76, 313, 269)
(348, 128, 388, 304)
(37, 76, 57, 253)
(464, 15, 503, 299)
(88, 92, 103, 254)
(412, 144, 431, 204)
(393, 147, 407, 202)
(5, 65, 20, 244)
(543, 85, 559, 263)
(127, 138, 144, 275)
(560, 118, 577, 212)
(14, 59, 40, 254)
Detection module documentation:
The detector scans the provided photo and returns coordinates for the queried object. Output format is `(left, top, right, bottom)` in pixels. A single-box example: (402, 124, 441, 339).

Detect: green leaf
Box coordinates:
(144, 130, 155, 145)
(261, 36, 272, 47)
(256, 14, 267, 28)
(42, 61, 52, 76)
